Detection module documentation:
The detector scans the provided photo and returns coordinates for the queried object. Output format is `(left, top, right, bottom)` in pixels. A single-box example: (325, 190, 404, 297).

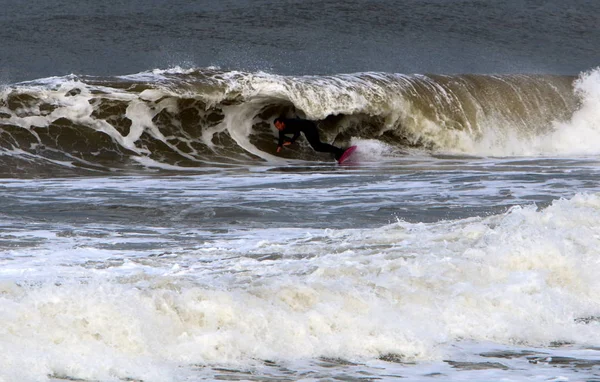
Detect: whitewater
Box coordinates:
(2, 165, 600, 381)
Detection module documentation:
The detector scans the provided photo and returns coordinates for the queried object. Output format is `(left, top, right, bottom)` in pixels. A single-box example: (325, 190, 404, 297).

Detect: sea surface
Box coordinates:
(1, 1, 600, 381)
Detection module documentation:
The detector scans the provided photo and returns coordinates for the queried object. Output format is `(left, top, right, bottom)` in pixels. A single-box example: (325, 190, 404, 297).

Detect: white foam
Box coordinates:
(536, 67, 600, 155)
(451, 68, 600, 157)
(347, 138, 413, 162)
(2, 193, 600, 380)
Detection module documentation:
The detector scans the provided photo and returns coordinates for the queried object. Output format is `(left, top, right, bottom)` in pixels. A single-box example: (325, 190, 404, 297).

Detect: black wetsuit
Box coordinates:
(277, 118, 345, 159)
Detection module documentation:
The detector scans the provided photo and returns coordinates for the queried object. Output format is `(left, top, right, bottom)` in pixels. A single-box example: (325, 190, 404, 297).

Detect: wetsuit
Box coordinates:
(277, 118, 345, 159)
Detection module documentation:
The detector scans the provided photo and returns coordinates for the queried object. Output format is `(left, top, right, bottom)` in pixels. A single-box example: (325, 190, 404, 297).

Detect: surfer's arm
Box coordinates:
(289, 131, 300, 144)
(277, 130, 294, 152)
(277, 131, 290, 152)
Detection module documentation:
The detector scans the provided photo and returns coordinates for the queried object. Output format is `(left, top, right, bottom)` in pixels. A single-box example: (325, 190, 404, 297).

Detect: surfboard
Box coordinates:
(337, 145, 357, 164)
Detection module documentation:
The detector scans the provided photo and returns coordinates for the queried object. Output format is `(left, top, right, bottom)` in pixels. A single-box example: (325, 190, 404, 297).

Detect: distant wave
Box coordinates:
(1, 66, 599, 177)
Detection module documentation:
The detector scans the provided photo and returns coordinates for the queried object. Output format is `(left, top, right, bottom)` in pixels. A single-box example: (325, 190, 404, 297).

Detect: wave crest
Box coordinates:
(0, 67, 596, 176)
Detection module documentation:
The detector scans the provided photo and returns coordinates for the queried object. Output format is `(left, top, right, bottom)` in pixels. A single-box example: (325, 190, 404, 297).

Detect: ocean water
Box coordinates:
(2, 1, 600, 381)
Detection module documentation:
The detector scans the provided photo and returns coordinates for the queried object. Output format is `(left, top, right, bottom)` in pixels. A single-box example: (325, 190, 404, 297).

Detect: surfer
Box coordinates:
(274, 117, 346, 160)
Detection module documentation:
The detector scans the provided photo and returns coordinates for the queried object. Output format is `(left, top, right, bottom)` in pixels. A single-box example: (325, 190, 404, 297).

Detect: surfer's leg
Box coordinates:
(304, 130, 345, 159)
(311, 141, 345, 160)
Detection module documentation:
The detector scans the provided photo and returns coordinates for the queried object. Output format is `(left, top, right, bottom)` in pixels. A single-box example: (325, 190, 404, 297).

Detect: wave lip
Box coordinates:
(1, 67, 598, 176)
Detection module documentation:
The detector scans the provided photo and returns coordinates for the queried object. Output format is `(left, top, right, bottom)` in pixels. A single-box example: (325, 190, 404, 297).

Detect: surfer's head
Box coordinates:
(274, 117, 285, 131)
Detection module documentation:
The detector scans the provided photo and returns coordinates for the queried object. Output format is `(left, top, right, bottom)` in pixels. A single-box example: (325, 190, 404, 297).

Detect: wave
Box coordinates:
(0, 66, 598, 176)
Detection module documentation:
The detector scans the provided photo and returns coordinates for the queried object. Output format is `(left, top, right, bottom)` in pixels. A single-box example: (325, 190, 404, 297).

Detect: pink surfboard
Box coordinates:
(337, 145, 357, 164)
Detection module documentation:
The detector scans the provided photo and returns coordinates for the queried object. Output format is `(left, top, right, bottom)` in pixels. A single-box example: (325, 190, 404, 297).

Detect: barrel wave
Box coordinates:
(2, 67, 598, 177)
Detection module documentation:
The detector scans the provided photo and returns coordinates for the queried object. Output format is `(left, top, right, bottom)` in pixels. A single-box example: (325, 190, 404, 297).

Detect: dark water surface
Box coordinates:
(1, 0, 599, 83)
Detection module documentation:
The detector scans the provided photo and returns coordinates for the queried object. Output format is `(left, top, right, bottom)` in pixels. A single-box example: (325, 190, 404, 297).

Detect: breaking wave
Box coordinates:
(1, 66, 598, 176)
